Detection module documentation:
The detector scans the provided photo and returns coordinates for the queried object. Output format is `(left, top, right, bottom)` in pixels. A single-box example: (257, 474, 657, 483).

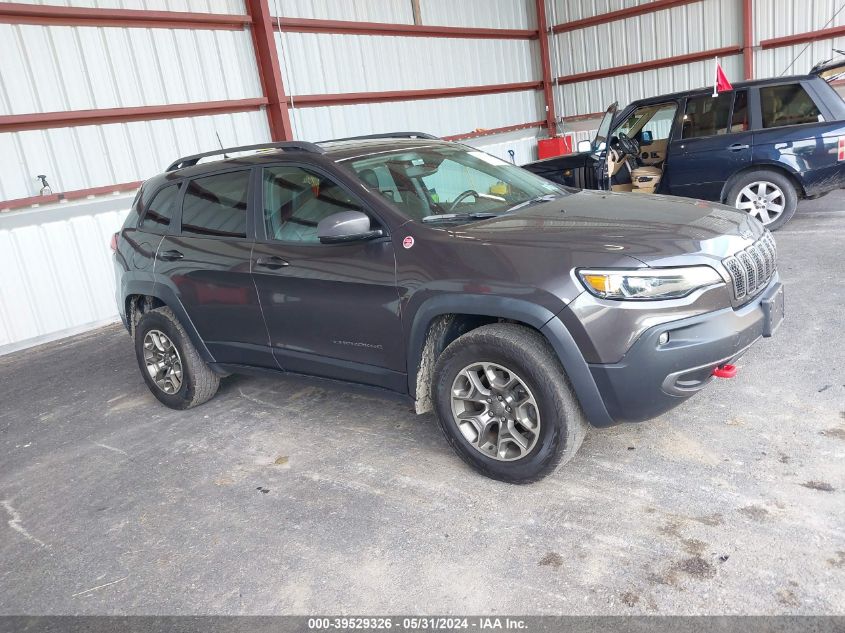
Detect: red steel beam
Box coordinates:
(245, 0, 294, 141)
(287, 81, 543, 108)
(535, 0, 557, 135)
(552, 0, 699, 34)
(0, 98, 268, 133)
(1, 181, 143, 213)
(0, 2, 250, 30)
(743, 0, 754, 79)
(760, 23, 845, 50)
(274, 17, 537, 40)
(557, 45, 742, 84)
(443, 121, 547, 141)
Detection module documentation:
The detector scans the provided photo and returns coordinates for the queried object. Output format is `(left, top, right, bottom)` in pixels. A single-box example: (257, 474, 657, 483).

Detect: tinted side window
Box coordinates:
(760, 84, 823, 128)
(730, 90, 749, 132)
(263, 165, 363, 243)
(181, 171, 250, 238)
(141, 184, 180, 230)
(682, 93, 732, 138)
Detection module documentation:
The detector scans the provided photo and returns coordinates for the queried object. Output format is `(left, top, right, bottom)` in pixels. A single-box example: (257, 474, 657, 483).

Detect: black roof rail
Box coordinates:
(166, 141, 325, 172)
(320, 132, 440, 143)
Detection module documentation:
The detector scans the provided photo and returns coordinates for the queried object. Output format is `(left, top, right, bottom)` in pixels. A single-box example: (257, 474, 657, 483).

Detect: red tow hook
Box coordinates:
(712, 364, 738, 379)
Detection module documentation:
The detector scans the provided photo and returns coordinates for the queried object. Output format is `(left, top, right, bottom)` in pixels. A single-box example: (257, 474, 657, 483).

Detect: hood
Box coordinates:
(452, 189, 763, 267)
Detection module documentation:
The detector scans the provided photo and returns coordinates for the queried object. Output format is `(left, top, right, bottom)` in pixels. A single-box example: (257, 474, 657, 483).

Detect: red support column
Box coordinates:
(535, 0, 557, 136)
(245, 0, 294, 141)
(743, 0, 754, 80)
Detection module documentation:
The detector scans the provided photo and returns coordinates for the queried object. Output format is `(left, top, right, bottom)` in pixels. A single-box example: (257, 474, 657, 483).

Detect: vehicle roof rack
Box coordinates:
(320, 132, 440, 143)
(166, 141, 325, 172)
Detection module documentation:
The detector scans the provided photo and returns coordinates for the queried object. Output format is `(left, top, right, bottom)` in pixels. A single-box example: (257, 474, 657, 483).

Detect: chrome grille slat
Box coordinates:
(722, 230, 777, 303)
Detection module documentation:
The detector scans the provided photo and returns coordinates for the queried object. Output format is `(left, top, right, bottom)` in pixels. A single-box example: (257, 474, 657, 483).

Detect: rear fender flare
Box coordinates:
(121, 280, 215, 364)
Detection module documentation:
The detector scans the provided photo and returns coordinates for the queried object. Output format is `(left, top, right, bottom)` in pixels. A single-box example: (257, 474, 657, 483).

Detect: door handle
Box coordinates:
(159, 249, 184, 261)
(255, 255, 289, 270)
(728, 143, 750, 151)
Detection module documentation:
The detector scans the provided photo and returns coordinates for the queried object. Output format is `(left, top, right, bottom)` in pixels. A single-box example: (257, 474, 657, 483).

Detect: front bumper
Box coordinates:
(587, 278, 783, 424)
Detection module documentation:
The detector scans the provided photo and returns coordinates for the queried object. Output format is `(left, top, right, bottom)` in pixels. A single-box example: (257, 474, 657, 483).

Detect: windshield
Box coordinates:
(346, 145, 567, 223)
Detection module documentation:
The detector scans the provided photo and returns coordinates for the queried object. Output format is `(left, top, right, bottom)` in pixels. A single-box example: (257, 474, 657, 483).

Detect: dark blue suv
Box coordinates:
(524, 60, 845, 230)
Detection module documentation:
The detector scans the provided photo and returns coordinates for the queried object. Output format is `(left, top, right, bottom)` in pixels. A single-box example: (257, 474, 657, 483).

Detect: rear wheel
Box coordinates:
(134, 306, 220, 409)
(727, 170, 798, 231)
(431, 324, 587, 483)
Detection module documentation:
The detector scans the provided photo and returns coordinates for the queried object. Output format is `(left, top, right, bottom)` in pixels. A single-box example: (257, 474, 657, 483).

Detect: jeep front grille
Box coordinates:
(722, 231, 777, 302)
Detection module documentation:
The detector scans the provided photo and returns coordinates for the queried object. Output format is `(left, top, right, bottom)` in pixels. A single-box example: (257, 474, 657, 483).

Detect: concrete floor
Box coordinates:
(1, 194, 843, 616)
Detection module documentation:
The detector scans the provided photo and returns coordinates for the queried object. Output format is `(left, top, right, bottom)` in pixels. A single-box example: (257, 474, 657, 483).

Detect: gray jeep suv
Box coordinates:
(112, 134, 784, 483)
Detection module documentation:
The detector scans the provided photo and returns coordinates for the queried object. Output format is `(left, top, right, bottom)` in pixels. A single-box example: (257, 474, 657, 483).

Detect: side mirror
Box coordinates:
(640, 130, 654, 146)
(577, 140, 593, 153)
(317, 210, 383, 244)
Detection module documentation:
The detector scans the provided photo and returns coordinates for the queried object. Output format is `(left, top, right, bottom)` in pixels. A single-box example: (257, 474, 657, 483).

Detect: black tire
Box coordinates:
(431, 323, 588, 484)
(725, 169, 798, 231)
(134, 306, 220, 410)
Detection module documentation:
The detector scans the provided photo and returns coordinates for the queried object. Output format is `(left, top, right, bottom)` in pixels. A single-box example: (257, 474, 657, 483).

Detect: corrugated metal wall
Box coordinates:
(0, 196, 131, 355)
(273, 3, 543, 142)
(754, 0, 845, 78)
(552, 0, 743, 118)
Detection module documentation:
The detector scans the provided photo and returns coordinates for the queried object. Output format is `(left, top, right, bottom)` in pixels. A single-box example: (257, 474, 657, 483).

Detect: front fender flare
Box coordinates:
(406, 294, 615, 428)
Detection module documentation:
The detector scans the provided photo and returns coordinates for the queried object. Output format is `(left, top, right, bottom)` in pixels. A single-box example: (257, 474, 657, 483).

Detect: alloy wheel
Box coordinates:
(450, 362, 541, 461)
(735, 181, 785, 225)
(143, 329, 183, 394)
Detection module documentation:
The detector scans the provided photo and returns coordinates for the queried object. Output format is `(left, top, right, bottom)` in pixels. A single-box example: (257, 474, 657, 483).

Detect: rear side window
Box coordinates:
(682, 93, 732, 138)
(760, 84, 823, 128)
(140, 184, 180, 231)
(181, 171, 250, 238)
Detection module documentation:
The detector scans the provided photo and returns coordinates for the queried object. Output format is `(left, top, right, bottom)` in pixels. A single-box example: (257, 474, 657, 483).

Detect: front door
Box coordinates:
(251, 163, 406, 392)
(667, 89, 753, 200)
(592, 102, 618, 190)
(155, 168, 273, 368)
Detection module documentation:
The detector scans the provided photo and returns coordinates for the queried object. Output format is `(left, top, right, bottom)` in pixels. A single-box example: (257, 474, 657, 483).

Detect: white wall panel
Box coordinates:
(420, 0, 535, 29)
(269, 0, 414, 23)
(0, 0, 245, 13)
(0, 23, 261, 115)
(0, 110, 270, 201)
(278, 32, 539, 95)
(0, 196, 132, 355)
(469, 130, 544, 165)
(560, 54, 743, 115)
(290, 89, 544, 142)
(755, 38, 845, 80)
(754, 0, 842, 41)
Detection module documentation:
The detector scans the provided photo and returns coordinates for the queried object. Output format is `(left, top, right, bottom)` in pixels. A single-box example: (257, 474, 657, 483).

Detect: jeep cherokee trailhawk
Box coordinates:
(112, 134, 784, 483)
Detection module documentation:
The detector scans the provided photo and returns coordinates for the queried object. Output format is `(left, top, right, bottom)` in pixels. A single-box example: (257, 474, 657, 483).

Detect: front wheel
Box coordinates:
(726, 170, 798, 231)
(431, 324, 587, 483)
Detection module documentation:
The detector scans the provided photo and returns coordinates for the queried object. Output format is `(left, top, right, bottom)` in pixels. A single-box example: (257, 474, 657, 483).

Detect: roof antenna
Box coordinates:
(216, 131, 229, 159)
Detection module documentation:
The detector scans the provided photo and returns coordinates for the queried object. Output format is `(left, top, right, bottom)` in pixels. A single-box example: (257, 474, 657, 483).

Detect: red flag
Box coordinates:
(713, 58, 733, 96)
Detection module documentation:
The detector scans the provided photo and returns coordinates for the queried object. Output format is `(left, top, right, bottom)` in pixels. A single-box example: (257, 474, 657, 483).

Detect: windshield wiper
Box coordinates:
(420, 212, 499, 224)
(505, 193, 559, 213)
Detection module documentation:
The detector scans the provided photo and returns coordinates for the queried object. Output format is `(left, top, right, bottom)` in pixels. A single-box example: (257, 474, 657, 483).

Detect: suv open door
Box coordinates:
(589, 102, 617, 191)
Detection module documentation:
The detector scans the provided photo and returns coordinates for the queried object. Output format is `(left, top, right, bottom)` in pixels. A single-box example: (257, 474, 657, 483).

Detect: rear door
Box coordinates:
(155, 168, 274, 368)
(666, 89, 753, 200)
(251, 162, 406, 392)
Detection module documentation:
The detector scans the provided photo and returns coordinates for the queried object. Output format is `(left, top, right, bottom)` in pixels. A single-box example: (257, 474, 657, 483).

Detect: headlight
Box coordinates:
(578, 266, 723, 300)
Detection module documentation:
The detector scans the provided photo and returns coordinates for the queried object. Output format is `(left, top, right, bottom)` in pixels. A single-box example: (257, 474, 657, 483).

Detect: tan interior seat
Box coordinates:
(630, 165, 662, 194)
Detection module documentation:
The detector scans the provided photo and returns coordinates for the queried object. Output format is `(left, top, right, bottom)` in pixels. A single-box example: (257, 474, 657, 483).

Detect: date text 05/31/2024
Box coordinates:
(307, 617, 528, 630)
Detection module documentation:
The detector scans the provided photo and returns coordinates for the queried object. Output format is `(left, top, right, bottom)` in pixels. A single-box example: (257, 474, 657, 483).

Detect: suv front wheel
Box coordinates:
(431, 324, 587, 483)
(134, 306, 220, 409)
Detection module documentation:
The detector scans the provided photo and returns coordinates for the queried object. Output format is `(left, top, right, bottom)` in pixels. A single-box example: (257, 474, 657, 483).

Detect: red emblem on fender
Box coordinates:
(838, 137, 845, 161)
(403, 236, 414, 249)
